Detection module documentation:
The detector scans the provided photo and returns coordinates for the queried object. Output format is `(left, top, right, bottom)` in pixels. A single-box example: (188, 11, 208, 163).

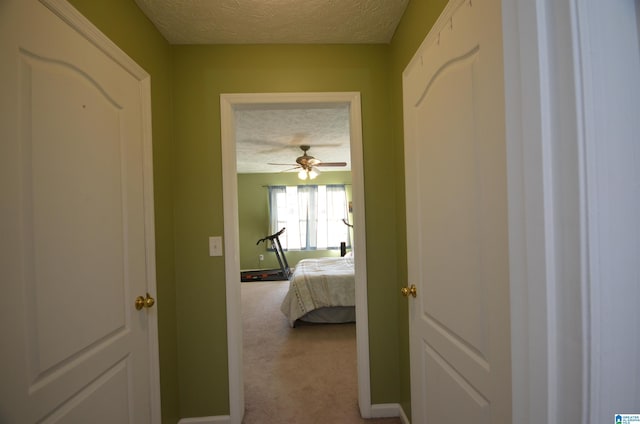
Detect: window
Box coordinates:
(269, 185, 351, 250)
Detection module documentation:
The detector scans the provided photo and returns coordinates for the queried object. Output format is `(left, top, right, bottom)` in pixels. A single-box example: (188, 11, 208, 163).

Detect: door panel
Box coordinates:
(0, 1, 156, 422)
(24, 52, 128, 377)
(403, 1, 511, 422)
(40, 359, 131, 424)
(417, 55, 489, 363)
(424, 345, 490, 423)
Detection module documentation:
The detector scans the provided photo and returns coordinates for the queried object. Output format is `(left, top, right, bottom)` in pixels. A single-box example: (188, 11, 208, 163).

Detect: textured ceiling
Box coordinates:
(235, 103, 351, 174)
(133, 0, 405, 174)
(134, 0, 409, 44)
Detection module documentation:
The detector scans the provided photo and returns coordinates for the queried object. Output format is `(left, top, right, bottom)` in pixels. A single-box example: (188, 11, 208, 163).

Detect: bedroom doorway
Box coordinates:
(220, 92, 370, 421)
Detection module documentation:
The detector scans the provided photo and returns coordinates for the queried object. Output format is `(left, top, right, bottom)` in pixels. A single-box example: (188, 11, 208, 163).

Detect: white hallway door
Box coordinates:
(0, 0, 160, 423)
(403, 0, 511, 422)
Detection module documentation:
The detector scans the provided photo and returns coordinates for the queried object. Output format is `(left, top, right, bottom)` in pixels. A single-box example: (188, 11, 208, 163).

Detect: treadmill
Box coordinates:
(240, 228, 292, 282)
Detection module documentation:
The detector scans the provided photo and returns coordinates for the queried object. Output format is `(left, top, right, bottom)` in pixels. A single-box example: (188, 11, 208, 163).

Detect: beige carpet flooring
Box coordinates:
(241, 280, 401, 424)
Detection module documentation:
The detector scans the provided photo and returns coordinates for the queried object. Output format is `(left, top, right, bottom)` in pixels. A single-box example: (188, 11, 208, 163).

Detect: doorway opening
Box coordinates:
(220, 92, 370, 421)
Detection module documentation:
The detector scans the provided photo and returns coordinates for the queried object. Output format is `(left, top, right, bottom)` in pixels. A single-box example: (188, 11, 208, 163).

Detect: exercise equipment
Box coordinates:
(241, 228, 292, 282)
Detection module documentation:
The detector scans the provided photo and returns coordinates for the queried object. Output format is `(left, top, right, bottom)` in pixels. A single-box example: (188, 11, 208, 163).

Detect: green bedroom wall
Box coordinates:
(64, 0, 449, 421)
(238, 171, 353, 271)
(388, 0, 449, 418)
(171, 44, 401, 416)
(65, 1, 179, 423)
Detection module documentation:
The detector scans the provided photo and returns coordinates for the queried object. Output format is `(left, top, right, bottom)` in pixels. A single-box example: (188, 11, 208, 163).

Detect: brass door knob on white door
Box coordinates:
(135, 293, 155, 310)
(401, 284, 417, 298)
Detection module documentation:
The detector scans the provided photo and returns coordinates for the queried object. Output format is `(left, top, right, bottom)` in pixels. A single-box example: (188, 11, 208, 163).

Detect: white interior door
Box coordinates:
(402, 0, 511, 422)
(0, 1, 159, 422)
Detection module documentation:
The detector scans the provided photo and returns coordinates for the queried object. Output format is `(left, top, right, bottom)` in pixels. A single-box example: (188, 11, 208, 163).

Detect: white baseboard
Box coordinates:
(179, 404, 410, 424)
(398, 406, 410, 424)
(370, 403, 410, 423)
(178, 416, 230, 424)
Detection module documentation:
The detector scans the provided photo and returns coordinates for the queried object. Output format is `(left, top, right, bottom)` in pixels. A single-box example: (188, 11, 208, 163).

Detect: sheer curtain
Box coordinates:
(268, 185, 350, 250)
(325, 184, 350, 248)
(297, 185, 317, 248)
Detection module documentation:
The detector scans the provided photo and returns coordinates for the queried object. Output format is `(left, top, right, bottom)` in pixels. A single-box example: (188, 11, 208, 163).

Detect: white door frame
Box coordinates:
(502, 0, 640, 422)
(220, 92, 371, 423)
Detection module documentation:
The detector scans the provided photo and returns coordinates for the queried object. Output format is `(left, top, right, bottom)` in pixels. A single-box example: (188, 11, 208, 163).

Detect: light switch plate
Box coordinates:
(209, 236, 223, 256)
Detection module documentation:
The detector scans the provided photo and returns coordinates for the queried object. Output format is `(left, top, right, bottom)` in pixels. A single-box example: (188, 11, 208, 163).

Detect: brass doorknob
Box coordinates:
(135, 293, 155, 310)
(401, 284, 417, 298)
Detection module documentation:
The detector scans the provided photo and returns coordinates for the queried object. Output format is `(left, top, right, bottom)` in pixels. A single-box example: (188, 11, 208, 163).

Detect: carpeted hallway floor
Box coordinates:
(241, 280, 402, 424)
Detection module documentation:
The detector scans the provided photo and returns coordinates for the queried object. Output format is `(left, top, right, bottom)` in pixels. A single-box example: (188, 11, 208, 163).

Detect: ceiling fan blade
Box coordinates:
(268, 162, 298, 166)
(316, 162, 347, 167)
(253, 134, 317, 153)
(243, 139, 293, 153)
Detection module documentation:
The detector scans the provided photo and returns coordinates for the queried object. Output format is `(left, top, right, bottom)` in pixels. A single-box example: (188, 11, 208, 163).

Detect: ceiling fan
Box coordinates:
(269, 145, 347, 180)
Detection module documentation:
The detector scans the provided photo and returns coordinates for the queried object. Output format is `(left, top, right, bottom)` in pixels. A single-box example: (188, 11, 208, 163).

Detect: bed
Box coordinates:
(280, 256, 355, 327)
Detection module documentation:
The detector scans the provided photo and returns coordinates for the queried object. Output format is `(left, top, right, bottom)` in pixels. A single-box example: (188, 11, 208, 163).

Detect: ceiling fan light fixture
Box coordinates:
(275, 145, 346, 179)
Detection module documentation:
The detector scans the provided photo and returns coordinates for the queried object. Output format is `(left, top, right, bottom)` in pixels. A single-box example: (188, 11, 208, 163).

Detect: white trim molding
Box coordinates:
(502, 0, 640, 423)
(502, 0, 582, 422)
(178, 416, 230, 424)
(573, 1, 640, 422)
(370, 403, 408, 423)
(220, 92, 369, 423)
(177, 405, 407, 424)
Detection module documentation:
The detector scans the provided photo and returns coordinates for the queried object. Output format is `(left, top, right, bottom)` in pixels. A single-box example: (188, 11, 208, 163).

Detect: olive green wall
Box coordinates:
(65, 1, 179, 423)
(238, 172, 353, 271)
(388, 0, 449, 418)
(172, 44, 402, 416)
